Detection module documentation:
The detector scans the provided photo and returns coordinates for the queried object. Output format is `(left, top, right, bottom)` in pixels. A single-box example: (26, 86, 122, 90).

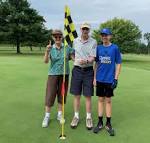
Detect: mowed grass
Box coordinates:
(0, 51, 150, 143)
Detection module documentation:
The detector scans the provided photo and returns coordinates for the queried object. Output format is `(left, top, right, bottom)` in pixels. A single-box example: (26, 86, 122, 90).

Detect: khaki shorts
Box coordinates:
(45, 75, 69, 107)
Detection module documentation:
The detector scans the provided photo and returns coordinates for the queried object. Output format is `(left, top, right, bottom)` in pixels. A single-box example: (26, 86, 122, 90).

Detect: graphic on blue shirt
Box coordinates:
(96, 44, 122, 83)
(99, 56, 112, 64)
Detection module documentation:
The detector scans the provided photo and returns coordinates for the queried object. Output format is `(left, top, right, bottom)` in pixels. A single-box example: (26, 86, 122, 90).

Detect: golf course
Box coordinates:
(0, 47, 150, 143)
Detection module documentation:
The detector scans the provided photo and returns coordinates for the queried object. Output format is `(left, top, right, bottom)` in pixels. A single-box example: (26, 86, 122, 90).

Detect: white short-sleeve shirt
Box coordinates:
(73, 37, 97, 67)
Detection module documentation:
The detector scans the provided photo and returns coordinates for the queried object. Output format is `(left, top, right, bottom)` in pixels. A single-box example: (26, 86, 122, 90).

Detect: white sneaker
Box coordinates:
(57, 114, 62, 121)
(42, 116, 50, 128)
(57, 114, 65, 124)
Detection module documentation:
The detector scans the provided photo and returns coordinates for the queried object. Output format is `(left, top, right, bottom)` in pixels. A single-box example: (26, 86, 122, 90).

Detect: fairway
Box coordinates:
(0, 53, 150, 143)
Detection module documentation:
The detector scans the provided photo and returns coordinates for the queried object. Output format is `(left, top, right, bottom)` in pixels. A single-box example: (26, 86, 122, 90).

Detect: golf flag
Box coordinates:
(64, 5, 78, 46)
(59, 6, 77, 140)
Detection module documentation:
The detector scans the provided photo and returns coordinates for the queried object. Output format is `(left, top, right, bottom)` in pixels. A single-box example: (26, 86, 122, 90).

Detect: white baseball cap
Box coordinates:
(80, 22, 91, 29)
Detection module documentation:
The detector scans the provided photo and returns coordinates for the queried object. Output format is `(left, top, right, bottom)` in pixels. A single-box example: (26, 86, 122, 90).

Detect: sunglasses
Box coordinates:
(82, 27, 89, 31)
(54, 36, 62, 39)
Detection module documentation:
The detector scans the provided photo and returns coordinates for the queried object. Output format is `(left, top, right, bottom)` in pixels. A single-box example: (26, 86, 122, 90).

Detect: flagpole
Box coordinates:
(59, 5, 67, 140)
(59, 5, 78, 140)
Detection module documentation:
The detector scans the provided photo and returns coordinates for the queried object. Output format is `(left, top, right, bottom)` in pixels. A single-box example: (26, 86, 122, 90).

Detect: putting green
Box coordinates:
(0, 54, 150, 143)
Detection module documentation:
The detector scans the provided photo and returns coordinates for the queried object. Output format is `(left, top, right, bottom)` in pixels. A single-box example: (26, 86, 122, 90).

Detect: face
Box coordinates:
(53, 34, 63, 44)
(100, 34, 112, 43)
(81, 27, 90, 36)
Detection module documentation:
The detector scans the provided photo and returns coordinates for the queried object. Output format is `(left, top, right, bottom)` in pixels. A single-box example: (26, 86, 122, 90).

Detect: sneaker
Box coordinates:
(86, 118, 93, 130)
(42, 116, 50, 128)
(57, 114, 62, 121)
(93, 122, 103, 133)
(57, 114, 65, 124)
(70, 116, 79, 129)
(105, 124, 115, 136)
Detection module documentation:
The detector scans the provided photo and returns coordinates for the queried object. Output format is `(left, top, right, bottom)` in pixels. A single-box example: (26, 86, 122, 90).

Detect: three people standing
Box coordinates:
(42, 25, 122, 136)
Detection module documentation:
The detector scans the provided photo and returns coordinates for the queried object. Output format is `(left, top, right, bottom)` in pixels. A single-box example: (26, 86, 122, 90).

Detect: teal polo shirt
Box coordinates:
(48, 44, 74, 75)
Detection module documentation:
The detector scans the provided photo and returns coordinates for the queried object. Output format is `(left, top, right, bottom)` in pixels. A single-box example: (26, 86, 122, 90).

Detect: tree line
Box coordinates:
(0, 0, 150, 54)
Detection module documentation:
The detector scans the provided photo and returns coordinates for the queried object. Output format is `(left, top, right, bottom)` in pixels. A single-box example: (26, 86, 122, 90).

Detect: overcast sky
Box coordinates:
(28, 0, 150, 34)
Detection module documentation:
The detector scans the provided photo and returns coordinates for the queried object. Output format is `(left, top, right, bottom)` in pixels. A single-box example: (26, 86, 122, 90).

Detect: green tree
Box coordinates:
(144, 33, 150, 54)
(92, 18, 142, 53)
(0, 0, 46, 53)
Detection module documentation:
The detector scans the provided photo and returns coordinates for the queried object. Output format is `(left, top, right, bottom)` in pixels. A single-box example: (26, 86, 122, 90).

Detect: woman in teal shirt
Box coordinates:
(42, 30, 74, 128)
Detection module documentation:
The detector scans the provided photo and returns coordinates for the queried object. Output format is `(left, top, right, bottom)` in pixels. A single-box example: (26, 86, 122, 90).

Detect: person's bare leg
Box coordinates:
(105, 97, 112, 118)
(45, 106, 51, 113)
(42, 106, 51, 127)
(44, 106, 51, 118)
(105, 97, 112, 125)
(85, 96, 92, 118)
(58, 103, 62, 111)
(74, 95, 81, 118)
(93, 97, 105, 133)
(70, 95, 80, 128)
(85, 96, 93, 129)
(57, 103, 62, 120)
(98, 97, 105, 117)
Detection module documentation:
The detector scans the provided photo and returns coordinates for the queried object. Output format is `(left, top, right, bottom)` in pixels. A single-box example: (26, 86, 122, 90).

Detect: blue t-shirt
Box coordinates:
(96, 43, 122, 83)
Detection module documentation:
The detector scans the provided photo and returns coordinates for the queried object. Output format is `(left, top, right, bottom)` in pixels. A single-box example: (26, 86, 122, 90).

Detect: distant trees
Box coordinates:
(92, 18, 147, 54)
(0, 1, 149, 54)
(0, 0, 51, 53)
(144, 33, 150, 54)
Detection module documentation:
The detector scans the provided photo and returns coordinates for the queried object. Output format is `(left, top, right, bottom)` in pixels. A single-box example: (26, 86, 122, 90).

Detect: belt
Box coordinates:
(74, 66, 93, 71)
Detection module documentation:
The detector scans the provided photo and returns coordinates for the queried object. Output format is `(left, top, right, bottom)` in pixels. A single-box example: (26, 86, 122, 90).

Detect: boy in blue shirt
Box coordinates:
(93, 28, 122, 136)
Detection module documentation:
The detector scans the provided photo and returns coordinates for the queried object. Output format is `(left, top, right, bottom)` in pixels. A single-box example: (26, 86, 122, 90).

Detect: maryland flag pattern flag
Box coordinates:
(64, 6, 78, 46)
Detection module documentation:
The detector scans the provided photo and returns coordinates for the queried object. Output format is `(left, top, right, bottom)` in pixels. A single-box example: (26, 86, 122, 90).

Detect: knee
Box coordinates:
(86, 96, 91, 101)
(105, 98, 111, 104)
(75, 95, 81, 101)
(99, 97, 105, 103)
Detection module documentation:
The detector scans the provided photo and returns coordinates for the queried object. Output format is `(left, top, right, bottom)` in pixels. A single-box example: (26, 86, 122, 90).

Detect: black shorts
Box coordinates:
(96, 81, 114, 97)
(70, 66, 94, 96)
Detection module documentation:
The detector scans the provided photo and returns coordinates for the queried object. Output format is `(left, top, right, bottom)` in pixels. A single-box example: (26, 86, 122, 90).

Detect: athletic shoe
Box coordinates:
(57, 114, 66, 124)
(86, 118, 93, 130)
(93, 122, 103, 133)
(105, 124, 115, 136)
(42, 116, 50, 128)
(70, 116, 79, 128)
(57, 114, 62, 121)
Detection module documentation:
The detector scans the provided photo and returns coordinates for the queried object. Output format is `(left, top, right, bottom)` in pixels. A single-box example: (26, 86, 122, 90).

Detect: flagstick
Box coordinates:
(59, 39, 67, 140)
(59, 5, 77, 139)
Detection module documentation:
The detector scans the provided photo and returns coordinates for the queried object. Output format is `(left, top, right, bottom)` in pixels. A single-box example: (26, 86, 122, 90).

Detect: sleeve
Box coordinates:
(90, 40, 97, 57)
(95, 46, 99, 62)
(115, 45, 122, 64)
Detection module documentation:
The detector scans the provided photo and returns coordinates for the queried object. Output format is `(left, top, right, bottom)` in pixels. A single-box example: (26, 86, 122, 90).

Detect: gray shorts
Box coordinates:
(70, 66, 94, 96)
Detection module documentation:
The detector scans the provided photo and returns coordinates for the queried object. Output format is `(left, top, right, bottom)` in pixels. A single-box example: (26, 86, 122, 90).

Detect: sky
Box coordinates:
(28, 0, 150, 35)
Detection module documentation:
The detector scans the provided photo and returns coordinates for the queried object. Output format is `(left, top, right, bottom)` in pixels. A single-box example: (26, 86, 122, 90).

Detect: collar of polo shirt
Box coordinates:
(79, 37, 90, 44)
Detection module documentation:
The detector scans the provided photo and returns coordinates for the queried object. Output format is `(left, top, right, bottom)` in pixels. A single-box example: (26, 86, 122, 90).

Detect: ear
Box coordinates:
(110, 35, 112, 39)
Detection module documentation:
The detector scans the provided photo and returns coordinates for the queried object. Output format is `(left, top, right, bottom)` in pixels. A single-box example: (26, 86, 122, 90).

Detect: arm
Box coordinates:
(44, 41, 51, 64)
(115, 64, 121, 80)
(111, 63, 121, 89)
(87, 56, 95, 63)
(87, 40, 97, 64)
(93, 62, 97, 86)
(70, 54, 75, 61)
